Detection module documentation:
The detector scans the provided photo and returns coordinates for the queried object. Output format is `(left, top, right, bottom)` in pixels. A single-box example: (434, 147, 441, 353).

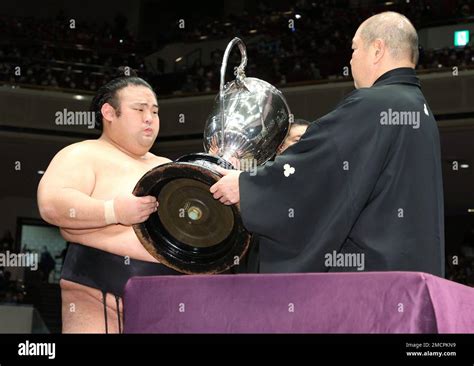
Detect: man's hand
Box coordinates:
(114, 193, 158, 225)
(210, 167, 242, 205)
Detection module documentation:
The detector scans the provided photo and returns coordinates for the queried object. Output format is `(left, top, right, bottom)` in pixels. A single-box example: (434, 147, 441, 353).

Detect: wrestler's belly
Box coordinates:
(60, 225, 158, 263)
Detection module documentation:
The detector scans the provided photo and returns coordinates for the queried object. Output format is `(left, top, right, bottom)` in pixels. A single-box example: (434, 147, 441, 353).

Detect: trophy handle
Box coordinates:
(219, 37, 248, 150)
(219, 37, 247, 92)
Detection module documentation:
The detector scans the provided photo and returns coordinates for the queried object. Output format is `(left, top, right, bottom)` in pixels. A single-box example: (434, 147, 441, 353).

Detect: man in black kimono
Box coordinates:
(210, 11, 445, 277)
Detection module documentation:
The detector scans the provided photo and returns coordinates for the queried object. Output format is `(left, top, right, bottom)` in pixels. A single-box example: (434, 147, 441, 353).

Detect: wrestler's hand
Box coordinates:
(113, 193, 158, 225)
(210, 167, 242, 205)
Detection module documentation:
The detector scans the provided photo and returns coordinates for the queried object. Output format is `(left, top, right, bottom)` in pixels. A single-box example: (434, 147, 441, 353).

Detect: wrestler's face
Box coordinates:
(277, 124, 308, 155)
(107, 85, 160, 156)
(350, 28, 376, 89)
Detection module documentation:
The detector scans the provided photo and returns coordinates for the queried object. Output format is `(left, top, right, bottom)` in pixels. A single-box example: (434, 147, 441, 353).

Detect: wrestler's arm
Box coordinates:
(37, 144, 157, 229)
(37, 144, 110, 229)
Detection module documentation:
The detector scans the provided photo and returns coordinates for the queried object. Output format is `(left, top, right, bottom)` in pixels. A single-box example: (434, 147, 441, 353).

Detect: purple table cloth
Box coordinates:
(123, 272, 474, 333)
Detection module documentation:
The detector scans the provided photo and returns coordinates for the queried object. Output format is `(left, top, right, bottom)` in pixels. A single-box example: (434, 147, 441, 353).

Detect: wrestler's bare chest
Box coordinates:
(92, 151, 161, 200)
(60, 142, 169, 260)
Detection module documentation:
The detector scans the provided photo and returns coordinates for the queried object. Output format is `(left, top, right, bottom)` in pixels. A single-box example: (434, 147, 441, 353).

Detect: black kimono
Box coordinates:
(239, 68, 445, 277)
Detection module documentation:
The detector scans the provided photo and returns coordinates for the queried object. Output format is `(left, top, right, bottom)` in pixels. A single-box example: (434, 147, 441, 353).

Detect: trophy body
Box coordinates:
(132, 38, 291, 274)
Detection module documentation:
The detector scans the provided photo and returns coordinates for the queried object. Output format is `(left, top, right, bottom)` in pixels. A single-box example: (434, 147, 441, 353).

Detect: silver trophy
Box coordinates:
(132, 38, 291, 274)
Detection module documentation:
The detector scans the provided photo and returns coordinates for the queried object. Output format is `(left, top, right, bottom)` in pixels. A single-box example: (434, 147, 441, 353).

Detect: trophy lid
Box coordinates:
(204, 37, 291, 166)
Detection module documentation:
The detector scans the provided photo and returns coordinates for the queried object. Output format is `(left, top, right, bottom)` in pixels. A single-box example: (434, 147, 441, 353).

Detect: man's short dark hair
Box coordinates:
(291, 118, 311, 127)
(90, 74, 156, 131)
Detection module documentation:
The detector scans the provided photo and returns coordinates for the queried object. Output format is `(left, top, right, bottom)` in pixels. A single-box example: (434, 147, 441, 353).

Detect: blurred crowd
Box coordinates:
(0, 0, 473, 96)
(446, 229, 474, 286)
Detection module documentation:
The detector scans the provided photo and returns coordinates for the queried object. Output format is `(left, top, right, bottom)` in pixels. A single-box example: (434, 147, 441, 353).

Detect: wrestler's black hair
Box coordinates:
(90, 68, 156, 131)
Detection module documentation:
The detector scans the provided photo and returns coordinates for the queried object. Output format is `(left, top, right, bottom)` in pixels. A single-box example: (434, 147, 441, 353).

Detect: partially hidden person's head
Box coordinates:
(277, 119, 311, 155)
(91, 73, 159, 156)
(350, 11, 419, 89)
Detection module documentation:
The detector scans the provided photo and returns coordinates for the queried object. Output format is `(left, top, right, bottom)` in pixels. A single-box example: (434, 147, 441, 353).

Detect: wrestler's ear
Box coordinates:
(101, 103, 117, 124)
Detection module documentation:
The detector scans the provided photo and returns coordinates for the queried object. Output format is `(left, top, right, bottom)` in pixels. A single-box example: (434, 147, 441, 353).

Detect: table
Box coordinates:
(123, 272, 474, 333)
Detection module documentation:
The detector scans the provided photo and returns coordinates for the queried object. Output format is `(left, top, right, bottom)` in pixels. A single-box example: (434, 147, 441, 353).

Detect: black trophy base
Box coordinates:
(132, 153, 251, 274)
